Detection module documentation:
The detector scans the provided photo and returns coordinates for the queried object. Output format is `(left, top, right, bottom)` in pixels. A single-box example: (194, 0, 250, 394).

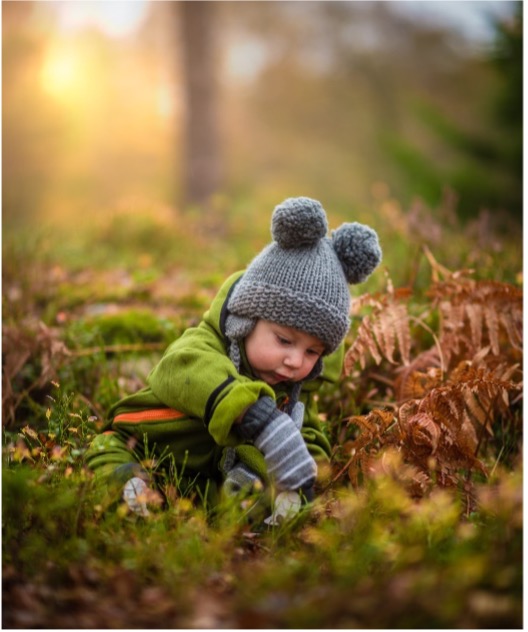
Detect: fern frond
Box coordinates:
(393, 303, 412, 365)
(499, 309, 523, 350)
(465, 303, 483, 349)
(396, 367, 443, 402)
(483, 304, 500, 355)
(339, 409, 395, 487)
(406, 412, 441, 454)
(345, 284, 412, 374)
(350, 292, 382, 315)
(430, 276, 522, 362)
(373, 308, 397, 364)
(344, 316, 382, 372)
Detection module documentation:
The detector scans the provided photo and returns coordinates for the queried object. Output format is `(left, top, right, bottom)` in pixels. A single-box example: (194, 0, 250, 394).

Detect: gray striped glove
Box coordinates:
(223, 462, 263, 497)
(238, 397, 316, 492)
(290, 401, 305, 431)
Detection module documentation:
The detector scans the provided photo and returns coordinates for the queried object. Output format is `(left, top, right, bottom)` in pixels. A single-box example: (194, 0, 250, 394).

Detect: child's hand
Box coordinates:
(264, 490, 302, 526)
(223, 462, 263, 497)
(122, 477, 150, 517)
(238, 397, 316, 491)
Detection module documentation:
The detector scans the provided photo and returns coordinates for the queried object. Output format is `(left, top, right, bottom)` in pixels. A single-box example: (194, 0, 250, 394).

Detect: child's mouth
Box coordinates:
(273, 372, 292, 382)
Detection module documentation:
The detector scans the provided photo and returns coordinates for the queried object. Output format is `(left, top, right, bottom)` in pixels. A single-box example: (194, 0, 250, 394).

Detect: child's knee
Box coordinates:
(85, 431, 137, 470)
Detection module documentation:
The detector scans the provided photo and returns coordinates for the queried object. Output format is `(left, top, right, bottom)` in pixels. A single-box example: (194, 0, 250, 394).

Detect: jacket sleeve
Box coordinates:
(299, 391, 332, 460)
(147, 320, 275, 447)
(299, 342, 344, 461)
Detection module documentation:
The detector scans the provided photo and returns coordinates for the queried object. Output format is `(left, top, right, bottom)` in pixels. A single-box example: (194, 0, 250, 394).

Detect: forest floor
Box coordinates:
(3, 207, 523, 628)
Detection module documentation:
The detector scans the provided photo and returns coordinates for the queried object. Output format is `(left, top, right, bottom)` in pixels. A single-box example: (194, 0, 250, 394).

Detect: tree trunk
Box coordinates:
(179, 1, 223, 210)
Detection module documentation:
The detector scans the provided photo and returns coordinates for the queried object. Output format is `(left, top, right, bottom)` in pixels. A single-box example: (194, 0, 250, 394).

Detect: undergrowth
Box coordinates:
(331, 248, 522, 512)
(2, 205, 523, 628)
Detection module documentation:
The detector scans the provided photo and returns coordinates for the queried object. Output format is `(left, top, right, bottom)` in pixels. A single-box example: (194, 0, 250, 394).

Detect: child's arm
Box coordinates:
(237, 396, 317, 492)
(147, 321, 276, 446)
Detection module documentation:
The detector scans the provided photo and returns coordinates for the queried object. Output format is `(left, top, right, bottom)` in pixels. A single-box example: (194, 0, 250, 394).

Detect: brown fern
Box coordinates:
(429, 277, 522, 361)
(339, 251, 522, 504)
(345, 285, 412, 373)
(331, 409, 395, 487)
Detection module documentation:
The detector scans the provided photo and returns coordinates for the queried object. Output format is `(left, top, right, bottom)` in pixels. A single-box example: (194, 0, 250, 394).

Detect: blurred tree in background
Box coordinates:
(179, 1, 224, 209)
(2, 0, 522, 231)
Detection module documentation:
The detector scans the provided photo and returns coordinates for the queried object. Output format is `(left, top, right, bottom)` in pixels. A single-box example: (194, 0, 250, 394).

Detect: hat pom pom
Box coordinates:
(271, 197, 328, 249)
(332, 222, 382, 284)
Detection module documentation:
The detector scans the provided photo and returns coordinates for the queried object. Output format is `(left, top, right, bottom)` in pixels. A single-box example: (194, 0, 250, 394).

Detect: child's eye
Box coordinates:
(307, 349, 321, 357)
(277, 336, 291, 345)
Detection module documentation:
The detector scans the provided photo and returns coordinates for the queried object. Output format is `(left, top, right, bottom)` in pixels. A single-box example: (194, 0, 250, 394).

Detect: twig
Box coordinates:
(75, 392, 104, 419)
(422, 244, 453, 282)
(367, 372, 394, 387)
(489, 445, 505, 479)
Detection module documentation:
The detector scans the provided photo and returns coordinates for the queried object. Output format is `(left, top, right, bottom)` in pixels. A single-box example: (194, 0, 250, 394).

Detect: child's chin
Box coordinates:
(259, 373, 281, 385)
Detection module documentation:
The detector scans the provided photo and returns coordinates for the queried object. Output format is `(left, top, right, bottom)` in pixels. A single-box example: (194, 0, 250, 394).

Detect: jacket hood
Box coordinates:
(202, 270, 245, 341)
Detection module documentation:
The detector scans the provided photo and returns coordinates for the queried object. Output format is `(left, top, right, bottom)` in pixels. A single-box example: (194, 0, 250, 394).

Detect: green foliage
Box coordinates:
(229, 466, 521, 628)
(3, 466, 94, 573)
(72, 310, 182, 347)
(381, 131, 444, 206)
(490, 3, 523, 134)
(384, 9, 523, 222)
(3, 441, 522, 628)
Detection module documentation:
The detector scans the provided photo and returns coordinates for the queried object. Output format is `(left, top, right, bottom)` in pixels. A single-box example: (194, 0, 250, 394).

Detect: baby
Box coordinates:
(86, 197, 382, 519)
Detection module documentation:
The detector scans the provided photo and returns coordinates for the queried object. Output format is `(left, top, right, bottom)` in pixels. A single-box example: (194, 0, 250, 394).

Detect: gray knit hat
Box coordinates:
(226, 196, 382, 358)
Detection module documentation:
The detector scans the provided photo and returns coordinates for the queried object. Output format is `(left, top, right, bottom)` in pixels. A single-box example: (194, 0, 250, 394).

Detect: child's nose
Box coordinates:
(284, 350, 303, 369)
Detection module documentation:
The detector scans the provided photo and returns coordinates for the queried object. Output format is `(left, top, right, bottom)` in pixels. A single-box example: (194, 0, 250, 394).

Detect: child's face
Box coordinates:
(244, 320, 325, 386)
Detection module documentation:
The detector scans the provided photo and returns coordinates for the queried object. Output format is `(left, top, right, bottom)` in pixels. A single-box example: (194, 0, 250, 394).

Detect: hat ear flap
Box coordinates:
(332, 222, 382, 284)
(224, 313, 256, 373)
(224, 313, 256, 342)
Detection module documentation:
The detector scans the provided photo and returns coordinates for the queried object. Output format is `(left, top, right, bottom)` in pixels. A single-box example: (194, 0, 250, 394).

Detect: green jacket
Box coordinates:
(87, 271, 343, 489)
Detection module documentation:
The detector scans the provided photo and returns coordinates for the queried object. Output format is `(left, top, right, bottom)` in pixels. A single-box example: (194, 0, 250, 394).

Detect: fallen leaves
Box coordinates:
(3, 564, 191, 629)
(2, 321, 71, 426)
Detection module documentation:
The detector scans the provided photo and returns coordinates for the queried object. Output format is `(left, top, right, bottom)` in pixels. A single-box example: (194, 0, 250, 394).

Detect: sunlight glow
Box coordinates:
(40, 42, 92, 102)
(41, 50, 76, 96)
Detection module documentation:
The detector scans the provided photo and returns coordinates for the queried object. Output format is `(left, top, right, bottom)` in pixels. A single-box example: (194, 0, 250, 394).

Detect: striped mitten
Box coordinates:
(239, 396, 316, 492)
(290, 401, 305, 431)
(223, 462, 263, 497)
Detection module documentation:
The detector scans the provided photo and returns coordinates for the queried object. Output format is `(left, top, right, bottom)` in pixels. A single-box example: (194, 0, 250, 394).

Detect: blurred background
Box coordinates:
(3, 0, 522, 287)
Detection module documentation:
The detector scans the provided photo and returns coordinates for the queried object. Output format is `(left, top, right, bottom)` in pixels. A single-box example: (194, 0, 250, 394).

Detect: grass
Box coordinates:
(2, 196, 523, 628)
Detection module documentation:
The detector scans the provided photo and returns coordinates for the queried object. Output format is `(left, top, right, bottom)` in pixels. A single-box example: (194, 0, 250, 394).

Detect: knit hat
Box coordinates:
(225, 196, 382, 361)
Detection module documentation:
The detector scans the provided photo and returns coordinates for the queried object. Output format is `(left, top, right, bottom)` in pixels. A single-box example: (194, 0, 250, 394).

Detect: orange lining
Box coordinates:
(113, 408, 185, 424)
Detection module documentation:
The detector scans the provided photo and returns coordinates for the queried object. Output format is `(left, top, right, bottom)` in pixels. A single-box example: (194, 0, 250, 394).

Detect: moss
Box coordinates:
(79, 310, 183, 346)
